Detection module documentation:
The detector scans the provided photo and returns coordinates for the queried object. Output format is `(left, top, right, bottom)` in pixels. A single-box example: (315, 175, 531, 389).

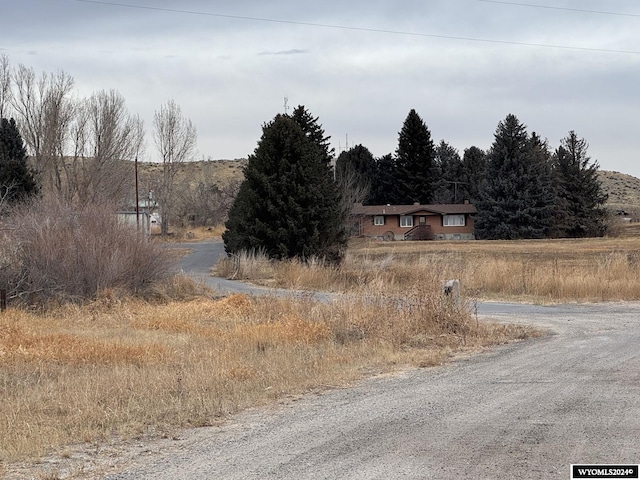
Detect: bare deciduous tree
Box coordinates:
(11, 64, 144, 206)
(11, 64, 74, 199)
(69, 90, 144, 205)
(153, 100, 197, 235)
(175, 175, 240, 228)
(0, 54, 11, 119)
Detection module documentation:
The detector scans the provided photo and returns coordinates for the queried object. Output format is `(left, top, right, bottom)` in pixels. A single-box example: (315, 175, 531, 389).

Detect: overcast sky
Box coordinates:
(3, 0, 640, 177)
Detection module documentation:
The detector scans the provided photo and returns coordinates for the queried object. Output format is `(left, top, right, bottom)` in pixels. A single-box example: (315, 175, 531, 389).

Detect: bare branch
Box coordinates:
(0, 182, 17, 215)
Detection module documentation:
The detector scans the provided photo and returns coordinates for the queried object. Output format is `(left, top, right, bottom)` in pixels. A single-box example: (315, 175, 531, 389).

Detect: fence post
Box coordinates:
(442, 279, 461, 307)
(0, 289, 6, 312)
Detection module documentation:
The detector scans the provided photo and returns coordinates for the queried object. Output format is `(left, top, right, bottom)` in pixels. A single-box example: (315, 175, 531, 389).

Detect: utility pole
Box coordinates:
(445, 180, 468, 203)
(135, 155, 140, 231)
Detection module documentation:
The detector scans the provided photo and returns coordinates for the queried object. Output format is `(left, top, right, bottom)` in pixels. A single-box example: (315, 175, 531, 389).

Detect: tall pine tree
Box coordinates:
(393, 109, 435, 204)
(223, 112, 347, 263)
(475, 114, 554, 239)
(0, 117, 38, 208)
(551, 131, 607, 238)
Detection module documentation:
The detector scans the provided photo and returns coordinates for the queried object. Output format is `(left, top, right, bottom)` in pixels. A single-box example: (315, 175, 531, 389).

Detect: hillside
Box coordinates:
(136, 158, 247, 190)
(598, 170, 640, 216)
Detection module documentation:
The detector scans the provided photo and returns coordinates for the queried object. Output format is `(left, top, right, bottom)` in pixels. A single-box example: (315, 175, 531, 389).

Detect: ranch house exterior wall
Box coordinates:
(351, 203, 476, 241)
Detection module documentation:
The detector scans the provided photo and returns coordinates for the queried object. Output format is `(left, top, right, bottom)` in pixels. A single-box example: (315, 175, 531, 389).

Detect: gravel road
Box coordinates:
(100, 241, 640, 479)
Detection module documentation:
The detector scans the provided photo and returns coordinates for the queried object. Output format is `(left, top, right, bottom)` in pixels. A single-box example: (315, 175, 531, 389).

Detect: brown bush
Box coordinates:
(1, 200, 175, 304)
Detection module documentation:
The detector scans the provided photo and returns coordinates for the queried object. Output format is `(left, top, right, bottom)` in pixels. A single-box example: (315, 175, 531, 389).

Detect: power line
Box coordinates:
(73, 0, 640, 55)
(476, 0, 640, 18)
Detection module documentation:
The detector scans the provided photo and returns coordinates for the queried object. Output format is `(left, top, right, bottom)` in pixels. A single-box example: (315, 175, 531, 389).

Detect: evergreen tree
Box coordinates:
(335, 144, 376, 204)
(551, 131, 608, 237)
(461, 146, 486, 204)
(432, 140, 464, 203)
(0, 117, 38, 208)
(394, 109, 436, 204)
(527, 132, 556, 236)
(369, 153, 396, 205)
(475, 114, 554, 239)
(291, 105, 333, 164)
(223, 113, 347, 263)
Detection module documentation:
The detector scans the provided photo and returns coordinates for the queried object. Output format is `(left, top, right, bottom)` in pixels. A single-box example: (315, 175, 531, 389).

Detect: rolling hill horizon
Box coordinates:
(135, 158, 640, 214)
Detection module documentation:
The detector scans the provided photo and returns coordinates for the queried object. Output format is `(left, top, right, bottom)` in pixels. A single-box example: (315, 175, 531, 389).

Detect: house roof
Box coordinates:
(352, 203, 477, 216)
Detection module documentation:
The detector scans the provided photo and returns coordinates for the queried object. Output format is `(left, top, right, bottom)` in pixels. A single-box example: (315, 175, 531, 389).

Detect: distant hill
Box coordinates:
(136, 162, 639, 234)
(137, 162, 639, 214)
(598, 170, 640, 218)
(136, 159, 247, 189)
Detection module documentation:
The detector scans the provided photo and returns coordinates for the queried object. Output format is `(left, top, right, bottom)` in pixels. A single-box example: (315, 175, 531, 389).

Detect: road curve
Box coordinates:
(108, 240, 640, 480)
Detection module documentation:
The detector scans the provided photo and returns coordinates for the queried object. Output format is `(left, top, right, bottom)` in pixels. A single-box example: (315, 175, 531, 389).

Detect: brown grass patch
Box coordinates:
(0, 309, 168, 367)
(0, 279, 531, 467)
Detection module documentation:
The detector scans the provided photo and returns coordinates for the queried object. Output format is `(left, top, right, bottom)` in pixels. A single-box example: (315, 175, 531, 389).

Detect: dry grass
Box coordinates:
(0, 277, 535, 469)
(155, 224, 226, 242)
(218, 235, 640, 303)
(345, 236, 640, 303)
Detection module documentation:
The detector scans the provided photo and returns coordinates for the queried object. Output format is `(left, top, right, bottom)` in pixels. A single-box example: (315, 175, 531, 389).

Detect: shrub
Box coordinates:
(0, 200, 175, 304)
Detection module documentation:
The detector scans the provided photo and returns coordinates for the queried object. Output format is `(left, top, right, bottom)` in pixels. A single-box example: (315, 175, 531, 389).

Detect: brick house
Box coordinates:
(351, 202, 477, 240)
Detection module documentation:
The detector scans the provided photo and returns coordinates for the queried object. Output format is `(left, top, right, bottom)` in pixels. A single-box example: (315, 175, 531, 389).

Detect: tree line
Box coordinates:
(2, 54, 608, 256)
(335, 109, 608, 240)
(223, 107, 608, 262)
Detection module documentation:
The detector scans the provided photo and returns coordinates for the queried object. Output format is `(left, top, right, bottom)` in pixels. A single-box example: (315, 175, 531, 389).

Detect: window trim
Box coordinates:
(443, 214, 465, 227)
(374, 215, 385, 226)
(400, 215, 414, 228)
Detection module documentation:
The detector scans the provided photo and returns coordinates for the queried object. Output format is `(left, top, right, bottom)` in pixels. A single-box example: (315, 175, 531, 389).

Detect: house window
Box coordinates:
(443, 214, 465, 227)
(374, 215, 385, 226)
(400, 215, 413, 228)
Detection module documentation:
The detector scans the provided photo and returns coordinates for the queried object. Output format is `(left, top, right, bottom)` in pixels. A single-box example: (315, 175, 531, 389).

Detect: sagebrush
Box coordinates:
(0, 200, 175, 304)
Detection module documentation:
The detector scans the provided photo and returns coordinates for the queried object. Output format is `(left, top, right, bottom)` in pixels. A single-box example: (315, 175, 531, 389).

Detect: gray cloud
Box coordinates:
(258, 49, 309, 56)
(2, 0, 640, 177)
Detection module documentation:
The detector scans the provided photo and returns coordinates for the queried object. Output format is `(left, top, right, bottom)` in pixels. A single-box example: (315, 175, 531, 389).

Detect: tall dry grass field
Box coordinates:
(219, 237, 640, 303)
(0, 278, 535, 472)
(344, 237, 640, 302)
